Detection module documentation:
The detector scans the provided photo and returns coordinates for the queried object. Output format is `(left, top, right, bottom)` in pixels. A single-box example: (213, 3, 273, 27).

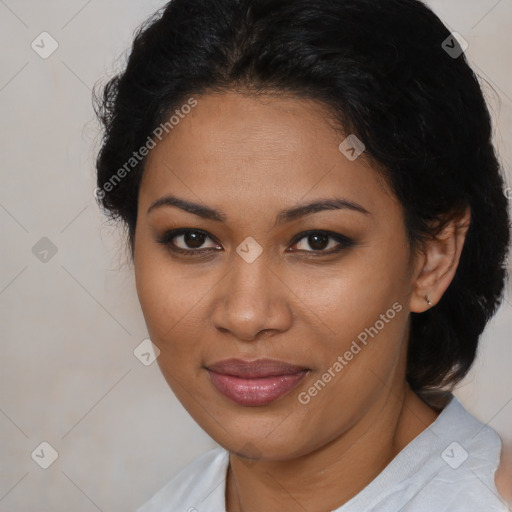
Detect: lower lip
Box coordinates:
(207, 370, 308, 406)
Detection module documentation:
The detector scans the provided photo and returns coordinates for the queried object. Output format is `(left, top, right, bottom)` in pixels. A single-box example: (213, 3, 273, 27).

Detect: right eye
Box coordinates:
(156, 228, 223, 256)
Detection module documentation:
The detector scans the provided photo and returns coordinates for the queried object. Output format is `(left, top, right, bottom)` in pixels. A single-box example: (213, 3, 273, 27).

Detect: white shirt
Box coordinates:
(136, 395, 509, 511)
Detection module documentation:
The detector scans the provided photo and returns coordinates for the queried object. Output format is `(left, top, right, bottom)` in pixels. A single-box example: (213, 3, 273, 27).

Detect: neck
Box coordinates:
(226, 385, 440, 512)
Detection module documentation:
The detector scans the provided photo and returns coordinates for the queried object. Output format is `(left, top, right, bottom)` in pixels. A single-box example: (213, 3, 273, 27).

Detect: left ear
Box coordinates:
(410, 206, 471, 313)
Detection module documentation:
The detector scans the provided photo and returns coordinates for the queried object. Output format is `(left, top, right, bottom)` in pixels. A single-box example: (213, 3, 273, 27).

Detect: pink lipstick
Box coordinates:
(205, 358, 309, 406)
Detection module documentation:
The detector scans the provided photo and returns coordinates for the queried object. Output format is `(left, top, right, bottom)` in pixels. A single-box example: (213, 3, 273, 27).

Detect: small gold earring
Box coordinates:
(426, 296, 432, 306)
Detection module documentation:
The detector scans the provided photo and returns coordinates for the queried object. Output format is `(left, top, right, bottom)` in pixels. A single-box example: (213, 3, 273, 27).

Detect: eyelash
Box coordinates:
(156, 228, 354, 257)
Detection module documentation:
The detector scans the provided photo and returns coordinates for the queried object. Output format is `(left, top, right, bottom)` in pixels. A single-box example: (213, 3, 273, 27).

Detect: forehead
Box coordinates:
(140, 91, 395, 218)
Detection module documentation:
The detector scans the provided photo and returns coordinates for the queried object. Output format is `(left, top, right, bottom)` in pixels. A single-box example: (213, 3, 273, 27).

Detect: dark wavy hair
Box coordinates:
(93, 0, 511, 407)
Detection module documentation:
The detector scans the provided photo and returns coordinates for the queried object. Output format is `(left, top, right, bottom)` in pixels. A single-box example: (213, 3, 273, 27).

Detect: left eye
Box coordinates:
(289, 231, 353, 254)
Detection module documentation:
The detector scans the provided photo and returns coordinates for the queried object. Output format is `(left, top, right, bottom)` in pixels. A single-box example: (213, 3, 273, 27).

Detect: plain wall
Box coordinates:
(0, 1, 510, 510)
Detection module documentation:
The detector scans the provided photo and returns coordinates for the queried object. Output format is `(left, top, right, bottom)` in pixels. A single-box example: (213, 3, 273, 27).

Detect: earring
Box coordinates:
(426, 296, 432, 306)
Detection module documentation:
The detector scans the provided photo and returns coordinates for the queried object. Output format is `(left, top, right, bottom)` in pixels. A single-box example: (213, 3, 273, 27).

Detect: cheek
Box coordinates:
(295, 304, 408, 436)
(307, 275, 407, 377)
(296, 244, 411, 399)
(133, 237, 219, 374)
(134, 236, 191, 345)
(304, 247, 409, 344)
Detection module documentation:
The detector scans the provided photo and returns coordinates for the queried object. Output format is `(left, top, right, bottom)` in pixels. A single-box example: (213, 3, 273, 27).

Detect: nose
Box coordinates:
(210, 254, 293, 341)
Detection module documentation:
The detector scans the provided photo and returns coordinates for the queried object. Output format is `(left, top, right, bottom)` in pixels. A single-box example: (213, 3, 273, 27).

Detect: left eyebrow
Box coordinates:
(274, 197, 371, 226)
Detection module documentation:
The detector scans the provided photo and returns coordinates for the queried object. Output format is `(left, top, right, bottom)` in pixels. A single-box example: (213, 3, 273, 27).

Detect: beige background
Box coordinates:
(0, 0, 510, 510)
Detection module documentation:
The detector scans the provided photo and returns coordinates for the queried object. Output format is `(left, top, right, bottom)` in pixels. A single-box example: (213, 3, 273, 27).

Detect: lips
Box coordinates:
(205, 358, 309, 406)
(206, 358, 308, 378)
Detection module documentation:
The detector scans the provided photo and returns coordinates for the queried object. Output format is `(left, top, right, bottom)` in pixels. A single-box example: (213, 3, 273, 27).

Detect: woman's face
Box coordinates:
(134, 91, 420, 460)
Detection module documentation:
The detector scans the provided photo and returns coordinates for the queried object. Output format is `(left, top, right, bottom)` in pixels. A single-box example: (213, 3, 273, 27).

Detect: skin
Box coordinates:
(496, 448, 512, 502)
(133, 90, 476, 511)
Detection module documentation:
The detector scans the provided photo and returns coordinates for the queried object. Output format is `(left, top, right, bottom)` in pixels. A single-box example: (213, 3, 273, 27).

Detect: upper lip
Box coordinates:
(205, 358, 309, 378)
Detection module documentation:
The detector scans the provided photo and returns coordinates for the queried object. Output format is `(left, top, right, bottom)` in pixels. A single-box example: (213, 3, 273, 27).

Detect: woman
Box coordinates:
(93, 0, 511, 510)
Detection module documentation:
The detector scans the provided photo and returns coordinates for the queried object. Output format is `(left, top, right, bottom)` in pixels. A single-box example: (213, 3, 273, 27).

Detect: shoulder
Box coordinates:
(340, 395, 509, 512)
(136, 446, 230, 512)
(401, 395, 508, 511)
